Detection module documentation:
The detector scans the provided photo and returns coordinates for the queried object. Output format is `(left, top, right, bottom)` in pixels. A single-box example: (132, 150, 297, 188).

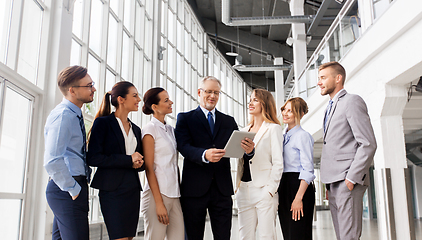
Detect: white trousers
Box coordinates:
(141, 190, 184, 240)
(236, 181, 279, 240)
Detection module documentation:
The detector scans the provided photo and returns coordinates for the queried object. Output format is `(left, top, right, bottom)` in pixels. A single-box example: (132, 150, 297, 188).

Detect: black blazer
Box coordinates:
(175, 106, 238, 197)
(87, 113, 144, 192)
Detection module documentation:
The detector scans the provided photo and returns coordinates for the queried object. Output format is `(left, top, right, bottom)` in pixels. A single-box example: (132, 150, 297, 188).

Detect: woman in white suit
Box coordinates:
(236, 89, 284, 240)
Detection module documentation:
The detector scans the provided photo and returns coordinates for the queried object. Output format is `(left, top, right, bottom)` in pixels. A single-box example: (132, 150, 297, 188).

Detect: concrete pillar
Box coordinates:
(371, 84, 415, 240)
(274, 57, 284, 117)
(289, 0, 307, 97)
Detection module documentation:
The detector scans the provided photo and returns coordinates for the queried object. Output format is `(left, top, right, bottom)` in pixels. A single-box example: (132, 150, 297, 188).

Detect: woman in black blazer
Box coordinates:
(87, 81, 144, 240)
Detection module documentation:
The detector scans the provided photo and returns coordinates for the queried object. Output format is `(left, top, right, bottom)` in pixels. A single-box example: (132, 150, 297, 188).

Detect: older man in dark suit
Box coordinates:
(175, 76, 253, 240)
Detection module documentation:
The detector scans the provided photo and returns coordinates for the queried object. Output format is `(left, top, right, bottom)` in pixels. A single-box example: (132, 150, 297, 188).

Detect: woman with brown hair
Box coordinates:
(140, 87, 184, 240)
(87, 81, 144, 240)
(278, 97, 315, 240)
(236, 88, 284, 239)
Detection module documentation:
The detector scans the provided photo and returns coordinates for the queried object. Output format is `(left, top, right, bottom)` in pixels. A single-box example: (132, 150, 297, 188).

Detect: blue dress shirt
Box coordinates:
(44, 99, 91, 197)
(283, 125, 315, 184)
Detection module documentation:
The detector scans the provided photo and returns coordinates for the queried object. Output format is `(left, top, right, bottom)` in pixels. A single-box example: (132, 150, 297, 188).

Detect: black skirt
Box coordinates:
(99, 183, 141, 239)
(278, 172, 315, 240)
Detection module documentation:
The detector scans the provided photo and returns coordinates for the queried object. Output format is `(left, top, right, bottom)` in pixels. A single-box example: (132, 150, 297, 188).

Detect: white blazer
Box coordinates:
(236, 121, 284, 195)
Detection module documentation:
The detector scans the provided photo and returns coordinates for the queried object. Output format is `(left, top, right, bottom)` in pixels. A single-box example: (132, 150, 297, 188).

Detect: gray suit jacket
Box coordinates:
(320, 90, 377, 186)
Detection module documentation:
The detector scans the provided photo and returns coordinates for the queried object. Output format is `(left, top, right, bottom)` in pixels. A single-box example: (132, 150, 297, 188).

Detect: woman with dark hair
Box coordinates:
(87, 81, 144, 240)
(278, 97, 315, 240)
(140, 87, 184, 240)
(236, 88, 284, 239)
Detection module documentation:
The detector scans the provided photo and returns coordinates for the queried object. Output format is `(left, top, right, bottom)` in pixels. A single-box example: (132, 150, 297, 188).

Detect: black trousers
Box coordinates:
(46, 177, 89, 240)
(278, 172, 315, 240)
(181, 179, 232, 240)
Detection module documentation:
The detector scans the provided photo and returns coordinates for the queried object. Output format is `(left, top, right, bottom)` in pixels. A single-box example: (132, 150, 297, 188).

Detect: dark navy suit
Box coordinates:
(175, 106, 238, 240)
(87, 113, 144, 239)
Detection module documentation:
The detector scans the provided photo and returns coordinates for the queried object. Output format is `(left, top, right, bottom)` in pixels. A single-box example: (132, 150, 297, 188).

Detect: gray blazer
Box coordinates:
(320, 90, 377, 186)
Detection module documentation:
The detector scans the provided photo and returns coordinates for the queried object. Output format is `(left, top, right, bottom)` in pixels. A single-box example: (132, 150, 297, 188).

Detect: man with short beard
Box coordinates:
(44, 66, 96, 240)
(318, 61, 377, 240)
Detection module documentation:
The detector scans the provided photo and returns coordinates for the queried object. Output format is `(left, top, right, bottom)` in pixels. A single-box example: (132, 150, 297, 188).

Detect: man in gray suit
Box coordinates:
(318, 61, 377, 240)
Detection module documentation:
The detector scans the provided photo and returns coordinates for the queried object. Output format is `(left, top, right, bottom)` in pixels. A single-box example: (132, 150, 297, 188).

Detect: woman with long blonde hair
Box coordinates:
(236, 89, 284, 239)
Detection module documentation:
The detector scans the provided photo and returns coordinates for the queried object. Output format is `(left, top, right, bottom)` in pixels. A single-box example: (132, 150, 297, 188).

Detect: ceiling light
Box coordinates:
(226, 52, 239, 57)
(226, 42, 238, 56)
(286, 37, 294, 46)
(233, 64, 291, 72)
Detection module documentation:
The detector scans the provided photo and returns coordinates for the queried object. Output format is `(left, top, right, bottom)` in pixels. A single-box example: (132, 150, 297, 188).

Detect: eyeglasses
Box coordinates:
(72, 81, 95, 90)
(200, 88, 220, 96)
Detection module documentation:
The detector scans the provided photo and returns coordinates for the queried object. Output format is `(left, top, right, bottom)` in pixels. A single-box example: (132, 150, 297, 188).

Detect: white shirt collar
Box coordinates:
(151, 116, 167, 131)
(199, 105, 216, 119)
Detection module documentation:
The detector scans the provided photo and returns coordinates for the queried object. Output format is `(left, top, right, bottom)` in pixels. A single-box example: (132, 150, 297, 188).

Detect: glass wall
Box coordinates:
(0, 79, 34, 240)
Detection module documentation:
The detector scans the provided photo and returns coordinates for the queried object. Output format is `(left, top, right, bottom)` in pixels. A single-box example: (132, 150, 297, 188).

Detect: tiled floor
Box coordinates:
(135, 210, 422, 239)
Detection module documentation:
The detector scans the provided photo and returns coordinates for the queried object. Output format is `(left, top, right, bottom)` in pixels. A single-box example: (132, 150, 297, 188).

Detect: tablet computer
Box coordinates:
(223, 131, 256, 158)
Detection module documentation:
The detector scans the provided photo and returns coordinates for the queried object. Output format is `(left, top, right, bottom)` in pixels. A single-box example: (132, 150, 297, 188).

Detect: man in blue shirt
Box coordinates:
(44, 66, 96, 240)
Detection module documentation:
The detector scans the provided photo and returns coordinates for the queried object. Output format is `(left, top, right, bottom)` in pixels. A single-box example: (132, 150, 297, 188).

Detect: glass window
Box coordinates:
(121, 31, 131, 81)
(197, 28, 203, 48)
(167, 79, 175, 117)
(70, 39, 81, 66)
(106, 69, 116, 93)
(213, 52, 219, 78)
(373, 0, 393, 20)
(175, 86, 183, 116)
(168, 9, 176, 44)
(340, 2, 360, 56)
(143, 58, 151, 93)
(17, 0, 43, 84)
(176, 53, 183, 86)
(219, 62, 225, 89)
(0, 199, 22, 240)
(144, 17, 153, 58)
(226, 67, 232, 96)
(327, 25, 341, 62)
(133, 46, 143, 91)
(191, 21, 196, 41)
(184, 61, 190, 91)
(0, 87, 32, 194)
(135, 2, 145, 47)
(184, 9, 190, 32)
(184, 93, 190, 111)
(145, 0, 153, 17)
(89, 0, 103, 55)
(123, 0, 133, 32)
(192, 40, 197, 69)
(228, 98, 233, 116)
(177, 0, 184, 21)
(169, 0, 177, 11)
(72, 0, 84, 39)
(167, 44, 175, 80)
(86, 54, 100, 116)
(184, 30, 190, 62)
(109, 0, 119, 15)
(107, 14, 118, 70)
(191, 69, 197, 95)
(220, 93, 227, 113)
(0, 0, 13, 63)
(161, 1, 166, 36)
(197, 48, 203, 75)
(177, 20, 183, 51)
